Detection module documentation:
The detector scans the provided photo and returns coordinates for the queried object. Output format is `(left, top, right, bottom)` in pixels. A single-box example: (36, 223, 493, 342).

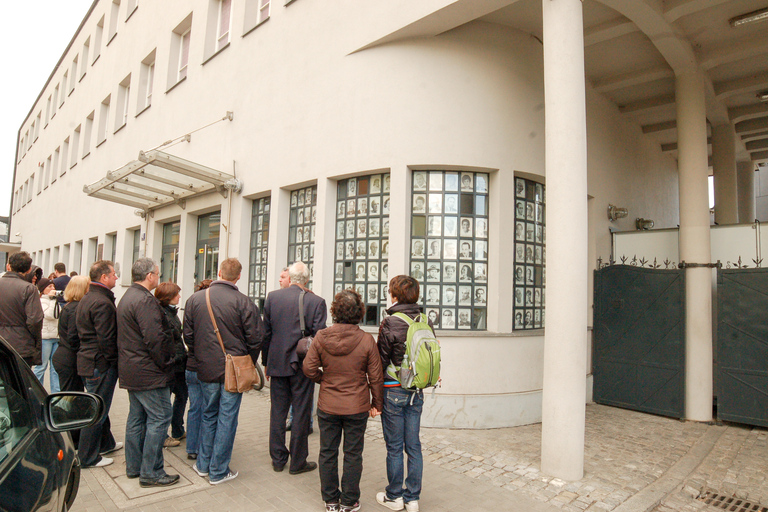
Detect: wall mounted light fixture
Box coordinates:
(608, 204, 628, 221)
(636, 218, 654, 230)
(730, 7, 768, 27)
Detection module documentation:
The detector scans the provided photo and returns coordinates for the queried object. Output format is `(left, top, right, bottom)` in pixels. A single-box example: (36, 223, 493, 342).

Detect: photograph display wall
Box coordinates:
(248, 196, 270, 311)
(513, 177, 545, 330)
(288, 185, 317, 288)
(409, 170, 489, 330)
(334, 173, 391, 325)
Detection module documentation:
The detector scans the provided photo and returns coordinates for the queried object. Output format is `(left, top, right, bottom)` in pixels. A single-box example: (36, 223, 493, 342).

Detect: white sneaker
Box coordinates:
(376, 492, 404, 511)
(94, 457, 113, 467)
(192, 464, 208, 477)
(405, 501, 419, 512)
(100, 441, 123, 455)
(210, 470, 238, 485)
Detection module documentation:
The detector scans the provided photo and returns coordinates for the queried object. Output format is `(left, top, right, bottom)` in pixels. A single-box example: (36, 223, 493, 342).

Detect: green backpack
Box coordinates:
(386, 312, 441, 389)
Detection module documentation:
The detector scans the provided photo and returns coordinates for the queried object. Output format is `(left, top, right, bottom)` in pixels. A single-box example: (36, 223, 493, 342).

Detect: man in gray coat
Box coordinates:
(0, 251, 43, 366)
(183, 258, 262, 485)
(117, 258, 178, 487)
(263, 261, 327, 474)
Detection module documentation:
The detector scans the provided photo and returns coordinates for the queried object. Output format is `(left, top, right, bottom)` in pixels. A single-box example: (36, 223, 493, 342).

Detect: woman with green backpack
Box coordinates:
(376, 275, 438, 512)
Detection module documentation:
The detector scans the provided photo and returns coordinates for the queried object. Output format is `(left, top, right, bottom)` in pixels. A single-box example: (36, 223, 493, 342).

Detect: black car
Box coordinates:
(0, 336, 104, 512)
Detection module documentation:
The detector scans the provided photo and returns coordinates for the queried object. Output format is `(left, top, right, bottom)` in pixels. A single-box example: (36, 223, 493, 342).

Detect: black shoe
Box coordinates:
(272, 462, 285, 472)
(289, 461, 317, 475)
(126, 473, 139, 479)
(139, 474, 180, 487)
(309, 427, 314, 434)
(187, 453, 198, 460)
(286, 422, 292, 431)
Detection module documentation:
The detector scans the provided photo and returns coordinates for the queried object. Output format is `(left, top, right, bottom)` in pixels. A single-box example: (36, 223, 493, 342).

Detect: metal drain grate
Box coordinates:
(698, 490, 768, 512)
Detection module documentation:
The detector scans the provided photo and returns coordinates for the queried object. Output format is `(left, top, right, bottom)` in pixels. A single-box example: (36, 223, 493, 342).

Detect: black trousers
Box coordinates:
(53, 361, 84, 447)
(169, 371, 188, 439)
(318, 410, 368, 506)
(269, 372, 314, 471)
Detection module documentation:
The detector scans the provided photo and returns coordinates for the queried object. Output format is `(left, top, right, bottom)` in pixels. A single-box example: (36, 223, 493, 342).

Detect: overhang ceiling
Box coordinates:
(479, 0, 768, 165)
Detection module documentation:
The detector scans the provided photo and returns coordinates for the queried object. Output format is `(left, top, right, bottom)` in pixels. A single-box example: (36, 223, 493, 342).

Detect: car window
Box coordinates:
(0, 354, 33, 465)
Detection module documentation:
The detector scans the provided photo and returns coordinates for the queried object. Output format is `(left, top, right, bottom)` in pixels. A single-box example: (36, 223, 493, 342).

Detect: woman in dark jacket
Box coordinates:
(375, 276, 433, 512)
(52, 276, 90, 394)
(154, 282, 188, 447)
(303, 289, 383, 512)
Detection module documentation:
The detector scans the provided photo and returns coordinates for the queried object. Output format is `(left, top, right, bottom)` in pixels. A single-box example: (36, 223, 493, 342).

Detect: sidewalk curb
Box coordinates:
(612, 425, 727, 512)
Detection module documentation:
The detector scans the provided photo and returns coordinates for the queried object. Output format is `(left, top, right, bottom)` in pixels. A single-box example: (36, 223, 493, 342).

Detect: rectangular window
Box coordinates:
(98, 95, 111, 144)
(108, 0, 121, 43)
(244, 0, 270, 34)
(71, 125, 81, 167)
(108, 233, 117, 264)
(288, 185, 317, 288)
(45, 95, 52, 126)
(70, 56, 78, 94)
(115, 75, 130, 131)
(248, 197, 271, 310)
(93, 16, 104, 64)
(168, 14, 193, 88)
(52, 148, 60, 184)
(31, 173, 38, 197)
(25, 130, 30, 151)
(83, 112, 94, 157)
(81, 38, 90, 78)
(60, 72, 68, 106)
(35, 113, 41, 140)
(161, 221, 180, 283)
(43, 157, 51, 188)
(334, 174, 391, 325)
(409, 170, 489, 330)
(61, 137, 69, 176)
(178, 29, 191, 80)
(513, 177, 545, 330)
(137, 50, 155, 113)
(52, 85, 59, 118)
(217, 0, 231, 51)
(30, 120, 37, 144)
(126, 0, 138, 20)
(132, 229, 141, 265)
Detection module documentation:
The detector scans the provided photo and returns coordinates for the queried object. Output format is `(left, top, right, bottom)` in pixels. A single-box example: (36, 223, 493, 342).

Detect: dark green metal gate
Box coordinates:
(717, 268, 768, 427)
(593, 265, 685, 418)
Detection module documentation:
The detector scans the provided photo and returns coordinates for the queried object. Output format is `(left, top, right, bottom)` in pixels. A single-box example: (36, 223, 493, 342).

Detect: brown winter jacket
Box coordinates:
(0, 272, 43, 365)
(302, 323, 383, 415)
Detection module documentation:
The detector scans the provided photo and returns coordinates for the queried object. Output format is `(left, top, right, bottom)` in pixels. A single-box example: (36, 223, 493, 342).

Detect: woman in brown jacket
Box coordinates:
(303, 289, 384, 512)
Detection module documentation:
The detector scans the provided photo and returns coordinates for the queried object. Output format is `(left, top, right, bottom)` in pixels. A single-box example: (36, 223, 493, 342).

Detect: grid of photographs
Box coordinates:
(288, 185, 317, 288)
(334, 174, 391, 325)
(409, 170, 489, 330)
(513, 177, 545, 330)
(248, 197, 270, 311)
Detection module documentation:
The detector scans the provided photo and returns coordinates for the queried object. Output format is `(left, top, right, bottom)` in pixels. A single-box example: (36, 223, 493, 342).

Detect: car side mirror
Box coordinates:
(44, 392, 105, 432)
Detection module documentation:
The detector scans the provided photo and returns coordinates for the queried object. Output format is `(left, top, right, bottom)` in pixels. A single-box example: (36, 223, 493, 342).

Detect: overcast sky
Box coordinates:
(1, 1, 95, 217)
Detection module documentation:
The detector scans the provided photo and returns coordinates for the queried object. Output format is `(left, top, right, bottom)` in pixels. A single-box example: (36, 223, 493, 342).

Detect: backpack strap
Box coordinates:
(392, 312, 415, 325)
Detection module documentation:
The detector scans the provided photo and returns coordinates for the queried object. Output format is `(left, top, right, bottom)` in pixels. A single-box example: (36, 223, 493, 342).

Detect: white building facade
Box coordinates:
(10, 0, 768, 480)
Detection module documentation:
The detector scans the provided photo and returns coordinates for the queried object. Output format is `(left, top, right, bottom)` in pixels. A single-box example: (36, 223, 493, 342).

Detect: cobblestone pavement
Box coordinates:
(70, 388, 768, 512)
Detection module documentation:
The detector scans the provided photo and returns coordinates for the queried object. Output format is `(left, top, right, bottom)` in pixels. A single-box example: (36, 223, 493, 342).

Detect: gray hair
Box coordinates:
(132, 257, 157, 282)
(288, 261, 310, 285)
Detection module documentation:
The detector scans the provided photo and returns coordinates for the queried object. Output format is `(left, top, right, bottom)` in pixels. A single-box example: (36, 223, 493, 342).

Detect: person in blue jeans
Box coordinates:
(184, 279, 212, 460)
(375, 275, 432, 512)
(34, 278, 60, 392)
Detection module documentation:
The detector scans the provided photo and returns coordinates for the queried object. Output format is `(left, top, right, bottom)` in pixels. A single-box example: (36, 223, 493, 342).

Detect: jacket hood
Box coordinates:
(320, 323, 366, 357)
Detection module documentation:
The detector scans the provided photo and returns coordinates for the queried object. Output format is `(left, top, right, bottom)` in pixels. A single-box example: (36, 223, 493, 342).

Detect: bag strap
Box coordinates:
(392, 312, 418, 325)
(205, 288, 228, 356)
(298, 290, 307, 336)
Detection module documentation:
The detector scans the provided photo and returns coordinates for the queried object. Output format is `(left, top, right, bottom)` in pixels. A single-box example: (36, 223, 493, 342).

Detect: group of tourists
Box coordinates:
(0, 252, 432, 512)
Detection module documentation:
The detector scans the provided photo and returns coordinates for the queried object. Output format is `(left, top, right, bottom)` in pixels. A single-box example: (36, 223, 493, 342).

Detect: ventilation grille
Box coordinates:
(699, 491, 768, 512)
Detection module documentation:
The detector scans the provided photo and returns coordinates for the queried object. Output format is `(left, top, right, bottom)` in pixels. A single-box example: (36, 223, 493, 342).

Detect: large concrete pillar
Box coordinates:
(711, 124, 738, 225)
(675, 70, 713, 422)
(540, 0, 588, 481)
(737, 161, 756, 223)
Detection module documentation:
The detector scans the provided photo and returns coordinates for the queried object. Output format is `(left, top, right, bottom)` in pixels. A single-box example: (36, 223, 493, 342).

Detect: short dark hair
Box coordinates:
(154, 281, 181, 306)
(389, 275, 419, 304)
(8, 252, 32, 273)
(89, 260, 114, 282)
(220, 258, 242, 281)
(54, 262, 66, 273)
(330, 289, 365, 325)
(195, 279, 213, 292)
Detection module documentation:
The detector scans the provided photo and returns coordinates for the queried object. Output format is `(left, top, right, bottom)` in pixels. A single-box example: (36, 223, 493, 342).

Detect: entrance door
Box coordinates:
(195, 212, 221, 285)
(593, 264, 686, 418)
(160, 221, 180, 283)
(717, 268, 768, 427)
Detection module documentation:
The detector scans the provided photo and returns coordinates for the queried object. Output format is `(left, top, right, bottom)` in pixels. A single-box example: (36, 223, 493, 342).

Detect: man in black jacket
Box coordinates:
(76, 260, 121, 468)
(262, 261, 327, 475)
(183, 258, 262, 485)
(117, 258, 178, 487)
(0, 252, 43, 366)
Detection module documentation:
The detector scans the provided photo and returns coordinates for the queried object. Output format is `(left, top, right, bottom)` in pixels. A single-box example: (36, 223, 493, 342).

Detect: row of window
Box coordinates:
(15, 0, 276, 211)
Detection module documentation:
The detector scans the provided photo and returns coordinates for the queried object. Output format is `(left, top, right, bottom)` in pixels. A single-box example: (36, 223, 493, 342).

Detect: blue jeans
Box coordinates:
(185, 370, 203, 455)
(125, 387, 173, 480)
(33, 339, 60, 393)
(79, 366, 118, 467)
(381, 387, 424, 503)
(197, 381, 243, 481)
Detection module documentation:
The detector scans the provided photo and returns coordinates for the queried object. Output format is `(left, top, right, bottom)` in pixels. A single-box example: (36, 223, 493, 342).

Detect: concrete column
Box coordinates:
(737, 161, 756, 223)
(711, 124, 738, 225)
(675, 70, 713, 422)
(540, 0, 588, 481)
